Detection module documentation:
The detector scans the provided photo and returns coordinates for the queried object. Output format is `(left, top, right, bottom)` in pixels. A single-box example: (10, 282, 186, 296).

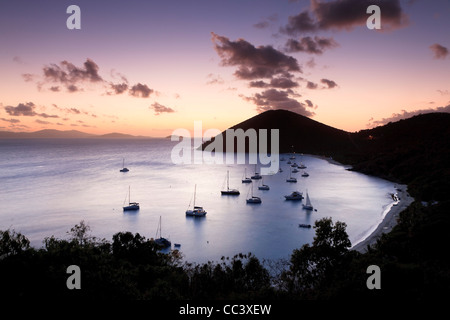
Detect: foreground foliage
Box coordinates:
(1, 207, 448, 300)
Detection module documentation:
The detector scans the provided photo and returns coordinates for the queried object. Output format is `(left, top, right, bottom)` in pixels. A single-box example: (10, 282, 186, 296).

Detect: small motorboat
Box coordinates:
(285, 191, 303, 200)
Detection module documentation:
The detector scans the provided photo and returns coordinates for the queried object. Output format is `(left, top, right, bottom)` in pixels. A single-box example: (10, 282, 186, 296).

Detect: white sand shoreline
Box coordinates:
(351, 183, 414, 253)
(305, 154, 415, 253)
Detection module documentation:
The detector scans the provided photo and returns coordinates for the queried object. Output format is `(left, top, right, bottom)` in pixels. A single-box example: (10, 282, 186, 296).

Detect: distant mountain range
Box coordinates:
(202, 109, 450, 201)
(0, 129, 153, 139)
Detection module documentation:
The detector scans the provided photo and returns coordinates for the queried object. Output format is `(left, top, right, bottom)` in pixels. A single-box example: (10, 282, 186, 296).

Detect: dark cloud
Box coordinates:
(108, 82, 129, 95)
(150, 102, 175, 115)
(25, 58, 154, 97)
(429, 43, 449, 60)
(1, 118, 21, 124)
(282, 0, 407, 34)
(129, 83, 153, 98)
(305, 99, 313, 107)
(211, 32, 301, 80)
(4, 102, 36, 116)
(368, 105, 450, 127)
(320, 78, 338, 89)
(243, 89, 315, 117)
(306, 81, 318, 89)
(4, 102, 58, 118)
(285, 36, 338, 54)
(42, 58, 103, 92)
(249, 77, 299, 89)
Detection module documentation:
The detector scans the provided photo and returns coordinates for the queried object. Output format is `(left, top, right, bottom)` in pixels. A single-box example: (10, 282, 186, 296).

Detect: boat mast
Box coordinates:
(227, 170, 230, 191)
(193, 184, 197, 207)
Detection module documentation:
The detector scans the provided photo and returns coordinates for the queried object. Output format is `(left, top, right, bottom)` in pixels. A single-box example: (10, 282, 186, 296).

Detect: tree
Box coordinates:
(286, 217, 351, 296)
(0, 229, 30, 258)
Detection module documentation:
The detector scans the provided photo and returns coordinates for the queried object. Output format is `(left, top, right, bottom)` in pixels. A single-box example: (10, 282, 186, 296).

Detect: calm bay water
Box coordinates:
(0, 138, 396, 263)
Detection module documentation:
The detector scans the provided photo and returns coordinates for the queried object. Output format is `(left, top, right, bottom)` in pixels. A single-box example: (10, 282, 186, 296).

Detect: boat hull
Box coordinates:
(221, 190, 240, 195)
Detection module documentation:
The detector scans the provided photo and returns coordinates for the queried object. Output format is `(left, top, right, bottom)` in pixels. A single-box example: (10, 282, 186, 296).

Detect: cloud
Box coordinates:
(211, 32, 301, 80)
(429, 43, 449, 60)
(150, 102, 175, 115)
(25, 58, 155, 97)
(284, 36, 338, 54)
(306, 81, 318, 89)
(249, 77, 299, 89)
(4, 102, 36, 116)
(108, 82, 129, 95)
(206, 73, 224, 85)
(129, 83, 153, 98)
(242, 88, 315, 117)
(1, 118, 21, 124)
(42, 58, 103, 91)
(281, 0, 407, 34)
(35, 119, 52, 125)
(4, 102, 59, 118)
(368, 105, 450, 127)
(320, 78, 338, 89)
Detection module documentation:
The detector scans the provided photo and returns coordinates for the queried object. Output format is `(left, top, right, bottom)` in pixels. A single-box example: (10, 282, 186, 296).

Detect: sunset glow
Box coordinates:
(1, 0, 449, 136)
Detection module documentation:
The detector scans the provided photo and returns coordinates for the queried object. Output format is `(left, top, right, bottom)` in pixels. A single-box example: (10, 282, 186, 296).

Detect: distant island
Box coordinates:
(0, 129, 154, 139)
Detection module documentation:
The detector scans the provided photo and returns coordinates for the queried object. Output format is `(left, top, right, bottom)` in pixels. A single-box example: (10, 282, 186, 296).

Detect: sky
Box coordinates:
(1, 0, 449, 137)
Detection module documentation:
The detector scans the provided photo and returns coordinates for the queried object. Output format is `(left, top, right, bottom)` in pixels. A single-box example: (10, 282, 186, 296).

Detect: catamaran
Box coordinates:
(123, 186, 139, 211)
(303, 190, 314, 210)
(186, 184, 207, 217)
(221, 170, 240, 195)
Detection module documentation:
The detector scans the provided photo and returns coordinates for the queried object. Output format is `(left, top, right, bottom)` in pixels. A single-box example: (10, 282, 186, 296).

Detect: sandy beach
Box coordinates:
(351, 183, 414, 253)
(309, 155, 415, 253)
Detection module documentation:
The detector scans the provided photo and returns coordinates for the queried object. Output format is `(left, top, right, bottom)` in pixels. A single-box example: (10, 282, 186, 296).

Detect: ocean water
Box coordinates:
(0, 138, 396, 263)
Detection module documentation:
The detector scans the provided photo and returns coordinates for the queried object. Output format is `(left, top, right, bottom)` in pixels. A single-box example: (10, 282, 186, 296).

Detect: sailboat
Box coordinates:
(258, 176, 270, 190)
(154, 216, 171, 248)
(242, 168, 252, 183)
(251, 164, 262, 180)
(186, 184, 207, 217)
(221, 170, 240, 195)
(123, 186, 139, 211)
(303, 190, 314, 210)
(286, 168, 297, 182)
(119, 158, 129, 172)
(246, 183, 262, 204)
(301, 171, 309, 177)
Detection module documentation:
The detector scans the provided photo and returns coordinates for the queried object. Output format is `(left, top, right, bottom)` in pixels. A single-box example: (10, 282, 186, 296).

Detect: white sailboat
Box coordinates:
(119, 158, 129, 172)
(154, 216, 171, 248)
(242, 168, 252, 183)
(286, 168, 297, 182)
(258, 176, 269, 190)
(246, 183, 262, 204)
(251, 164, 262, 180)
(221, 170, 240, 195)
(123, 186, 139, 211)
(303, 190, 314, 210)
(186, 184, 207, 217)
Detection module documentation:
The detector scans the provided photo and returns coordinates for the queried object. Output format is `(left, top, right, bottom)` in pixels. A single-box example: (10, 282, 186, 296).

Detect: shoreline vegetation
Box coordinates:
(1, 110, 449, 299)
